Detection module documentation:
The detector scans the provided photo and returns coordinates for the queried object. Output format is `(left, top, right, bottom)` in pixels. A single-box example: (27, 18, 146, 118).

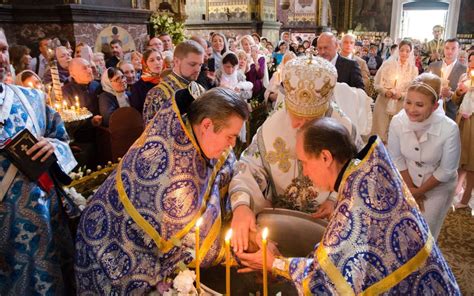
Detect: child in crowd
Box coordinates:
(215, 52, 246, 90)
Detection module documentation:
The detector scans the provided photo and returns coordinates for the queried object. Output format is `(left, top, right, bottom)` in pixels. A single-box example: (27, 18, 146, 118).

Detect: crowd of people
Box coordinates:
(0, 22, 473, 295)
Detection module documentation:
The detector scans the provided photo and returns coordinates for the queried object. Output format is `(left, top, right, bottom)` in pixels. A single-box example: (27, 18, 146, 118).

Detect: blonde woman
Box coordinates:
(372, 39, 418, 142)
(239, 34, 269, 98)
(388, 73, 461, 239)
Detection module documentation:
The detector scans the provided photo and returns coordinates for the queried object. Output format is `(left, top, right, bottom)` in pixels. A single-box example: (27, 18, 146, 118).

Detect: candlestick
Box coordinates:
(262, 227, 269, 296)
(225, 229, 232, 296)
(195, 217, 203, 294)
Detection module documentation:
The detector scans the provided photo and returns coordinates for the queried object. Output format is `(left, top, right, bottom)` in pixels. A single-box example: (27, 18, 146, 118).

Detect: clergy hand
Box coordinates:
(312, 200, 335, 219)
(27, 137, 55, 162)
(456, 82, 468, 95)
(231, 205, 257, 253)
(236, 239, 279, 273)
(91, 115, 103, 127)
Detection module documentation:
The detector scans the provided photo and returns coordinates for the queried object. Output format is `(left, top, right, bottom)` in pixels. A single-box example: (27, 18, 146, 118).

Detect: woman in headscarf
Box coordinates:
(99, 67, 130, 126)
(129, 49, 163, 114)
(371, 39, 418, 142)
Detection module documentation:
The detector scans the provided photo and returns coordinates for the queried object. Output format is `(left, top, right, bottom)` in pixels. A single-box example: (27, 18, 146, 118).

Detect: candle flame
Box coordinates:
(28, 82, 33, 88)
(470, 69, 474, 77)
(262, 227, 268, 240)
(196, 217, 203, 228)
(225, 229, 233, 242)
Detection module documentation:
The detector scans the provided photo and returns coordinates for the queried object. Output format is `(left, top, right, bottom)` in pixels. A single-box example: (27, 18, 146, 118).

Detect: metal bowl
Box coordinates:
(201, 208, 327, 295)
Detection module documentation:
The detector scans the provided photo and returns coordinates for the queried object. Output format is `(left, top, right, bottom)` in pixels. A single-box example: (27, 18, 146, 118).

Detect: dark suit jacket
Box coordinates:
(335, 55, 365, 89)
(427, 60, 467, 120)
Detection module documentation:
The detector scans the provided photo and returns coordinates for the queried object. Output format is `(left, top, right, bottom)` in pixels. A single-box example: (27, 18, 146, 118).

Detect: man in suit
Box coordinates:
(105, 39, 124, 68)
(428, 38, 467, 120)
(317, 32, 364, 89)
(340, 34, 370, 91)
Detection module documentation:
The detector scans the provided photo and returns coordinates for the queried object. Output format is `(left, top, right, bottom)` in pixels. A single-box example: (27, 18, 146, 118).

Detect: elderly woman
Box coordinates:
(42, 46, 72, 84)
(129, 48, 163, 114)
(388, 73, 461, 239)
(99, 67, 130, 126)
(237, 117, 461, 295)
(371, 39, 418, 142)
(15, 69, 43, 90)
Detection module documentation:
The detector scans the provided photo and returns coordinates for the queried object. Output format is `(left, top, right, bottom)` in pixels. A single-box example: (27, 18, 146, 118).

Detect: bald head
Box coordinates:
(317, 32, 338, 61)
(69, 58, 93, 84)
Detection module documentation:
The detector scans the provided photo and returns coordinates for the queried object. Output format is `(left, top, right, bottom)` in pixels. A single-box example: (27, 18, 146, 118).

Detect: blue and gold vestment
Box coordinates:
(75, 91, 234, 295)
(0, 84, 78, 295)
(273, 136, 460, 295)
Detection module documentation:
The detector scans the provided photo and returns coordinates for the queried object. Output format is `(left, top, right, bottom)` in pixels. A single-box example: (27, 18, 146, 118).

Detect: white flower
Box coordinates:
(173, 269, 197, 295)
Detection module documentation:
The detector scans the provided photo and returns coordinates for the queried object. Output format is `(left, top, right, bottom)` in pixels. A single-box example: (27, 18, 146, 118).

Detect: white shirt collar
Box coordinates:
(330, 54, 338, 66)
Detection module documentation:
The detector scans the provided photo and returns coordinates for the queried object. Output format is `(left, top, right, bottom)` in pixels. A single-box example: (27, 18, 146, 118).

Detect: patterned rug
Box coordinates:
(438, 207, 474, 295)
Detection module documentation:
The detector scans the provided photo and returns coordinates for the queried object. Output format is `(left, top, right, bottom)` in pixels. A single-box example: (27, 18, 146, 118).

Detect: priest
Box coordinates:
(238, 118, 461, 295)
(74, 87, 248, 295)
(229, 56, 363, 253)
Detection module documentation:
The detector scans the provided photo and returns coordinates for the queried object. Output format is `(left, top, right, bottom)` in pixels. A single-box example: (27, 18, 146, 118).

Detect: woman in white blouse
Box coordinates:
(372, 39, 419, 142)
(388, 73, 461, 239)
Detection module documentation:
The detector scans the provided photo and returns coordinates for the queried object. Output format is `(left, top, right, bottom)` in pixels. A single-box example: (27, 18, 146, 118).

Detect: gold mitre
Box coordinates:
(282, 56, 337, 118)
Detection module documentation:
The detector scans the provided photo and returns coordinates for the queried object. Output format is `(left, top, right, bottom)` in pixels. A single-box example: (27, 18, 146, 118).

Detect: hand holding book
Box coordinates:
(27, 137, 55, 162)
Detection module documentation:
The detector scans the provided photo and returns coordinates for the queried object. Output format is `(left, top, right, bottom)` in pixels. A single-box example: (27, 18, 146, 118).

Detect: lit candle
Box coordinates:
(27, 82, 34, 88)
(54, 103, 60, 111)
(62, 100, 68, 110)
(470, 69, 474, 87)
(262, 227, 269, 296)
(195, 217, 203, 294)
(225, 229, 233, 296)
(75, 95, 80, 109)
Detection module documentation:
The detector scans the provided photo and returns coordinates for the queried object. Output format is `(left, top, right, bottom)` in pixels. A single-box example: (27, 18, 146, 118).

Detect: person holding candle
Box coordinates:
(237, 117, 460, 295)
(427, 38, 467, 120)
(451, 52, 474, 209)
(75, 87, 249, 295)
(422, 25, 445, 66)
(371, 39, 418, 143)
(15, 69, 43, 90)
(388, 73, 461, 239)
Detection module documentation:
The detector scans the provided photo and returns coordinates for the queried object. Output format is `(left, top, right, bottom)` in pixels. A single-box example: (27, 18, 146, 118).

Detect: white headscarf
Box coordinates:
(101, 69, 130, 108)
(219, 52, 239, 89)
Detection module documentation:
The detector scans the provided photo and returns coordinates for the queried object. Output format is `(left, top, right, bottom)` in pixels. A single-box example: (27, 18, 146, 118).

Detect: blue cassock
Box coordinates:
(0, 83, 78, 295)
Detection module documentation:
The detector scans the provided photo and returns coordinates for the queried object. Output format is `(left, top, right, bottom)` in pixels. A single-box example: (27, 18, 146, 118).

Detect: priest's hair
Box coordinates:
(188, 87, 249, 132)
(299, 117, 357, 163)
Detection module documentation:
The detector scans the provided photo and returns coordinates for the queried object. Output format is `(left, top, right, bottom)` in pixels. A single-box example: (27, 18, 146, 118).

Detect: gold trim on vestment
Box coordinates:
(314, 137, 436, 295)
(115, 98, 231, 253)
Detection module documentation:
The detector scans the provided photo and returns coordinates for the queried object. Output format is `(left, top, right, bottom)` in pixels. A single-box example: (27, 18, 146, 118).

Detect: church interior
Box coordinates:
(0, 0, 473, 295)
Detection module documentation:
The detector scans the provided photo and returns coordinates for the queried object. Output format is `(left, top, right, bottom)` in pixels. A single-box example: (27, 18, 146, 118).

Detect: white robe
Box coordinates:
(230, 101, 363, 214)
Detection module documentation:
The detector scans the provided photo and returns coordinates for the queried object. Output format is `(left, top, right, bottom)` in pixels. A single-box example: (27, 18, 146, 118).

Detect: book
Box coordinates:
(2, 129, 57, 181)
